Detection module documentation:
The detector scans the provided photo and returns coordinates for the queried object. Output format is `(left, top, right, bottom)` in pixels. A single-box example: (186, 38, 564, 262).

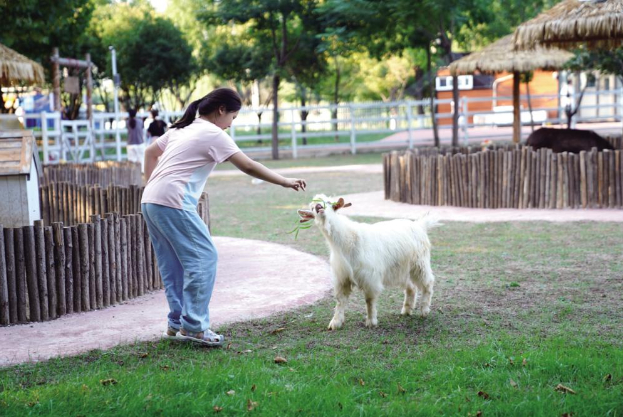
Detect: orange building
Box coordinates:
(435, 68, 561, 125)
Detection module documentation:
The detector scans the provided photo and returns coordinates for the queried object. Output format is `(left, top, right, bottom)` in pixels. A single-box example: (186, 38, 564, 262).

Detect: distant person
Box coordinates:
(126, 109, 145, 171)
(147, 109, 167, 145)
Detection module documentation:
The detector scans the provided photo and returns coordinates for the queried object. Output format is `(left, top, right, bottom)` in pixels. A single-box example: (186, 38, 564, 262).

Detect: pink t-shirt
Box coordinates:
(141, 118, 240, 211)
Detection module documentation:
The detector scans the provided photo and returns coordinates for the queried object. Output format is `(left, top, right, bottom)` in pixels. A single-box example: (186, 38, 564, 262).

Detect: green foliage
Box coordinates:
(93, 2, 195, 110)
(566, 48, 623, 83)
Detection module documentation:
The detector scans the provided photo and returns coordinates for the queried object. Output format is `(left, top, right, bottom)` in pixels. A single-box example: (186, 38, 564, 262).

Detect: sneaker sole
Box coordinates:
(176, 334, 225, 347)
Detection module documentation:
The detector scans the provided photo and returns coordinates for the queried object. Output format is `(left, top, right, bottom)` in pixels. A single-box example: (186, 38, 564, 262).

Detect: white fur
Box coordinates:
(301, 194, 441, 330)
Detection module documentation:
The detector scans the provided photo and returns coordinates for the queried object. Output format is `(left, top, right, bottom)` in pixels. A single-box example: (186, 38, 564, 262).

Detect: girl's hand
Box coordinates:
(283, 178, 306, 191)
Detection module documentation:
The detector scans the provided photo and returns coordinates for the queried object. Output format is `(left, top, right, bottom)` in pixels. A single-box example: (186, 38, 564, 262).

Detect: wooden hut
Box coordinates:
(514, 0, 623, 50)
(448, 35, 573, 143)
(0, 131, 42, 227)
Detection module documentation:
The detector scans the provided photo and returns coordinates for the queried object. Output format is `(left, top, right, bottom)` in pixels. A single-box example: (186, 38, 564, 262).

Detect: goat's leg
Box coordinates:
(365, 294, 379, 327)
(328, 281, 351, 330)
(415, 265, 435, 318)
(401, 282, 417, 316)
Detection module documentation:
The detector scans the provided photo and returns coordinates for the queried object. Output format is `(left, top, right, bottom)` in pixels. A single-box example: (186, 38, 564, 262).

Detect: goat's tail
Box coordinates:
(414, 212, 443, 231)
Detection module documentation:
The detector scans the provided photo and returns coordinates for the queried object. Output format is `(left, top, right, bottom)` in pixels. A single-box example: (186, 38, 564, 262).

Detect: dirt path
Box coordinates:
(0, 237, 331, 367)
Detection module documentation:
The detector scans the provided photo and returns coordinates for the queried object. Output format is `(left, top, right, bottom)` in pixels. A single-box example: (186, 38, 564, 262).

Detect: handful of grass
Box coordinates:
(288, 198, 328, 239)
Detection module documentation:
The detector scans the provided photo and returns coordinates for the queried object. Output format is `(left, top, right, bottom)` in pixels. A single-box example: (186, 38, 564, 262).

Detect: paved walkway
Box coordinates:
(0, 237, 331, 367)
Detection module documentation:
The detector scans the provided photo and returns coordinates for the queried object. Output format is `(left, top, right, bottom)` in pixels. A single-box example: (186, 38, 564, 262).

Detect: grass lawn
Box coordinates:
(1, 156, 622, 416)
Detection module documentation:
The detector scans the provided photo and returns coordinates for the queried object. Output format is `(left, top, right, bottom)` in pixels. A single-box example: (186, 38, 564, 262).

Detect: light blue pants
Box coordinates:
(142, 203, 218, 332)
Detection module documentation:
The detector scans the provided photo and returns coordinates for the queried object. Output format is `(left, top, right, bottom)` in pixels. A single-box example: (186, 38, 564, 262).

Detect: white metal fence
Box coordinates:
(8, 89, 623, 164)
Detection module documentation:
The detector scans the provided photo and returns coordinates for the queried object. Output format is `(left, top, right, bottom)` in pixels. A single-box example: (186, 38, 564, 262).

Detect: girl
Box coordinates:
(126, 109, 145, 171)
(141, 88, 306, 346)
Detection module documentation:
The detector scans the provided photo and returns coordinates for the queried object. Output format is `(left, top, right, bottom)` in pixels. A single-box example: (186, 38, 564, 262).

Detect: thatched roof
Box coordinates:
(514, 0, 623, 50)
(0, 43, 45, 85)
(449, 35, 574, 75)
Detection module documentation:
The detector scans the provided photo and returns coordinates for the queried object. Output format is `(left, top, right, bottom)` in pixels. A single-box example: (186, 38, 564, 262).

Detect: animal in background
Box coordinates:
(526, 128, 614, 153)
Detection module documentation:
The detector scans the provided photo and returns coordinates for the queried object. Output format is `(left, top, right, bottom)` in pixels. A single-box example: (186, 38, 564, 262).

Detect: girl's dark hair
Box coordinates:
(170, 88, 242, 129)
(128, 109, 137, 129)
(151, 109, 159, 118)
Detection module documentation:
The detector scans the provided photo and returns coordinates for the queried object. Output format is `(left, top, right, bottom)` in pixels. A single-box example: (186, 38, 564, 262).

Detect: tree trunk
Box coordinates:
(526, 78, 534, 133)
(300, 90, 308, 146)
(333, 55, 340, 142)
(256, 112, 263, 144)
(452, 74, 459, 147)
(513, 71, 521, 144)
(271, 72, 280, 160)
(427, 44, 440, 147)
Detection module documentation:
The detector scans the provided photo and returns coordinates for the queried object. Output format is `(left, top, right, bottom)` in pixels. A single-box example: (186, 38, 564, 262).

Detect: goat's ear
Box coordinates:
(297, 209, 315, 223)
(333, 198, 352, 211)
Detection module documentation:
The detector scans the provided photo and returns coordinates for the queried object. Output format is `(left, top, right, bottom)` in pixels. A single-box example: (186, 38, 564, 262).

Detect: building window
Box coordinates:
(436, 75, 473, 91)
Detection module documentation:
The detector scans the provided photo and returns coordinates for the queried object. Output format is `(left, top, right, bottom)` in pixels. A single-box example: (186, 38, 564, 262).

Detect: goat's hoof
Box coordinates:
(400, 307, 413, 316)
(419, 307, 430, 318)
(328, 319, 343, 330)
(365, 318, 378, 327)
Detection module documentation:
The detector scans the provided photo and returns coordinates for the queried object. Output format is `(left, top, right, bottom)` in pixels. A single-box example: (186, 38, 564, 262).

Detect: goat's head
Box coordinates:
(297, 194, 352, 225)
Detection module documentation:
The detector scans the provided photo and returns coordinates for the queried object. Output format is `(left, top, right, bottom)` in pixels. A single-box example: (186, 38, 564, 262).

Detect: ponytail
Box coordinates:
(170, 88, 242, 129)
(169, 99, 202, 130)
(128, 108, 137, 129)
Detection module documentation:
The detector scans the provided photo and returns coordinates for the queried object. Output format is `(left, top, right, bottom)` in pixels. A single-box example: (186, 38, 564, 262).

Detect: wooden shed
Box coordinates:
(0, 130, 42, 227)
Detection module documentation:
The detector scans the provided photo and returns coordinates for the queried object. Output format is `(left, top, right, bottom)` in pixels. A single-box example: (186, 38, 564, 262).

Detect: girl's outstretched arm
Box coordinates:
(228, 152, 306, 191)
(144, 141, 164, 182)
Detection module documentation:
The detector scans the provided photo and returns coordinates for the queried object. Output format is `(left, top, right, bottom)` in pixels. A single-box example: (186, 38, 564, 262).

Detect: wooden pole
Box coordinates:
(63, 227, 74, 315)
(34, 220, 49, 321)
(23, 226, 41, 322)
(0, 225, 9, 325)
(72, 227, 81, 313)
(53, 223, 66, 316)
(101, 216, 110, 307)
(14, 228, 29, 322)
(3, 228, 17, 324)
(44, 227, 57, 320)
(91, 215, 103, 309)
(512, 71, 521, 144)
(52, 47, 61, 113)
(79, 223, 90, 311)
(120, 217, 128, 301)
(107, 214, 117, 303)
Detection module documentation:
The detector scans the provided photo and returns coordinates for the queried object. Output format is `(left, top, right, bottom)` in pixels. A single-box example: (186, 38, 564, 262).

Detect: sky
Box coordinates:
(149, 0, 168, 13)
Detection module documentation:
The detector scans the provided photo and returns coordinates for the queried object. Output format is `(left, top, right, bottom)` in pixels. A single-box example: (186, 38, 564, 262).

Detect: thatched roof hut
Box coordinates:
(449, 35, 573, 74)
(449, 35, 573, 143)
(0, 43, 45, 86)
(514, 0, 623, 50)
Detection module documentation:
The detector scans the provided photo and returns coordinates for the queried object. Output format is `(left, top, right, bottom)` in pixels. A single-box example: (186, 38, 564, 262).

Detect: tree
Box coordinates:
(203, 0, 320, 159)
(93, 2, 195, 110)
(0, 0, 96, 114)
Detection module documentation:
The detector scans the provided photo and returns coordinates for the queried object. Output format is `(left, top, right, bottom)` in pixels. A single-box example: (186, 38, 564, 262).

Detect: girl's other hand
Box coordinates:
(283, 178, 306, 191)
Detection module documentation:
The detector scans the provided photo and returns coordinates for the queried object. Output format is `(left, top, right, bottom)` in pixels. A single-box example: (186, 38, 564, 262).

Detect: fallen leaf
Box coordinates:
(477, 390, 490, 400)
(510, 378, 518, 388)
(271, 328, 286, 335)
(359, 379, 365, 386)
(139, 352, 149, 358)
(226, 390, 235, 396)
(274, 356, 288, 364)
(484, 363, 490, 367)
(604, 374, 612, 383)
(522, 358, 527, 367)
(379, 391, 387, 398)
(213, 406, 223, 413)
(251, 384, 257, 392)
(81, 384, 90, 392)
(226, 343, 232, 350)
(561, 413, 574, 417)
(100, 379, 118, 386)
(397, 383, 406, 394)
(509, 358, 515, 366)
(240, 349, 253, 354)
(247, 399, 258, 411)
(555, 384, 576, 395)
(161, 365, 170, 371)
(476, 411, 482, 417)
(27, 401, 38, 407)
(289, 367, 296, 372)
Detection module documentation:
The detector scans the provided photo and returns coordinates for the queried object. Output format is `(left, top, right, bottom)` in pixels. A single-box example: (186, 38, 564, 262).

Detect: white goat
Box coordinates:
(298, 194, 441, 330)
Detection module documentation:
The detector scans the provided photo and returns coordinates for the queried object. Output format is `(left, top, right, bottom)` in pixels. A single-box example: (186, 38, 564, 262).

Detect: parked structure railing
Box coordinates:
(12, 89, 623, 164)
